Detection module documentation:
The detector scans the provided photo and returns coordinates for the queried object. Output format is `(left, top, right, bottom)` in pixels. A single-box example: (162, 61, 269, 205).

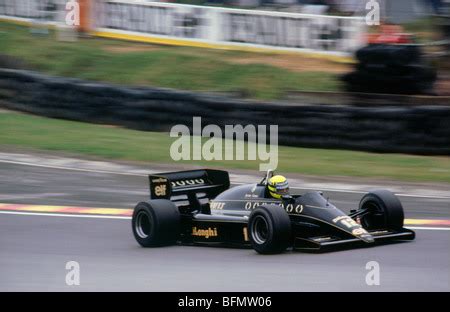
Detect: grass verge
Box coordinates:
(0, 21, 342, 100)
(0, 111, 449, 183)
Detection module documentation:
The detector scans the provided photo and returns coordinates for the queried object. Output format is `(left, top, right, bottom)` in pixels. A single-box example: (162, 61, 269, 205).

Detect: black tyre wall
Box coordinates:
(359, 190, 404, 230)
(131, 200, 180, 247)
(248, 205, 292, 254)
(347, 44, 437, 95)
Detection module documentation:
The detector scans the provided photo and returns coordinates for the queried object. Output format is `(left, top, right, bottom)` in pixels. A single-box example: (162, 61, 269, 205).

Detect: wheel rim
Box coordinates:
(135, 211, 152, 239)
(361, 202, 385, 229)
(252, 215, 269, 245)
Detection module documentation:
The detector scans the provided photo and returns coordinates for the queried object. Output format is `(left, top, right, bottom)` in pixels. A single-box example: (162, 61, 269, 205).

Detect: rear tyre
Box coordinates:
(132, 200, 180, 247)
(358, 190, 404, 230)
(248, 205, 291, 254)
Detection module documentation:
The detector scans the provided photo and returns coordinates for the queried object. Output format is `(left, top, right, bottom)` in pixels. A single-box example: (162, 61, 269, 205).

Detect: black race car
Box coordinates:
(131, 169, 415, 254)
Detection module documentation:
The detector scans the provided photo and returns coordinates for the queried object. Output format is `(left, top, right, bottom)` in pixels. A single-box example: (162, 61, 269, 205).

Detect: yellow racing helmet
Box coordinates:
(267, 175, 289, 199)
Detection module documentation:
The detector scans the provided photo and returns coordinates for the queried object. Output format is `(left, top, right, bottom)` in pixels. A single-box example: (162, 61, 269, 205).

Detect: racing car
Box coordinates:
(131, 169, 415, 254)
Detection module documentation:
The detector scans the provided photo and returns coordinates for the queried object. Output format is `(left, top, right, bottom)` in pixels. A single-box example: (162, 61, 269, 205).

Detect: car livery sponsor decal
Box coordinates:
(172, 179, 205, 188)
(154, 184, 167, 196)
(243, 227, 249, 241)
(150, 176, 170, 198)
(332, 216, 360, 229)
(192, 227, 218, 239)
(332, 215, 370, 237)
(210, 202, 225, 210)
(244, 201, 304, 214)
(352, 228, 369, 236)
(151, 177, 168, 183)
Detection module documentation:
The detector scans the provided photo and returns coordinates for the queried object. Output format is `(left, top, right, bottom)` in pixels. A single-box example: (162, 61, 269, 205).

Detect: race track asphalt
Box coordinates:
(0, 161, 449, 291)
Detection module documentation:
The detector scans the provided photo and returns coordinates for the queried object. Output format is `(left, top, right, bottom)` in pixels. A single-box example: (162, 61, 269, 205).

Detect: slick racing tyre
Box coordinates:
(132, 200, 180, 247)
(358, 190, 404, 230)
(248, 205, 291, 254)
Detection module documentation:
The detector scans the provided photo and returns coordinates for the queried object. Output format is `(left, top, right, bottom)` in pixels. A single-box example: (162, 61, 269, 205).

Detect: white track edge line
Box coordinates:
(0, 159, 148, 176)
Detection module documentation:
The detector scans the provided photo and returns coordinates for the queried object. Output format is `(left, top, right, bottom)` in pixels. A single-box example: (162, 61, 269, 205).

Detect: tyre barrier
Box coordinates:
(343, 44, 437, 95)
(0, 54, 26, 70)
(0, 68, 449, 155)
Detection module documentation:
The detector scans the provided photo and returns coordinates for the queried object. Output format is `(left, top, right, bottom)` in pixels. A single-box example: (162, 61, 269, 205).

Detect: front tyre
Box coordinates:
(248, 205, 291, 254)
(132, 200, 180, 247)
(358, 190, 404, 230)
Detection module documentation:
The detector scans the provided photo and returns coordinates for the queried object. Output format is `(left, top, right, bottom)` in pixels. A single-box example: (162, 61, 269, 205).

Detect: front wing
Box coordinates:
(293, 228, 415, 251)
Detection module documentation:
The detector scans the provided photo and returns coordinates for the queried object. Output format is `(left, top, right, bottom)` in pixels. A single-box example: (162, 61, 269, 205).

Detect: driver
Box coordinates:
(267, 175, 289, 199)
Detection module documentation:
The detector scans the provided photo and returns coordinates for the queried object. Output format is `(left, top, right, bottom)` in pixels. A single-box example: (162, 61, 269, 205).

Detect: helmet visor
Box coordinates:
(275, 181, 289, 195)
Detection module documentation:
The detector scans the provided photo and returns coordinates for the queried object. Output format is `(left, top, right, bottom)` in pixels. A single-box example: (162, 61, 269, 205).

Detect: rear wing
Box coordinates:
(149, 169, 230, 209)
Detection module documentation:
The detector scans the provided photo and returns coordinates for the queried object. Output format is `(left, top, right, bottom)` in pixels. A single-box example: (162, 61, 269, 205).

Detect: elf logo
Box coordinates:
(154, 184, 167, 196)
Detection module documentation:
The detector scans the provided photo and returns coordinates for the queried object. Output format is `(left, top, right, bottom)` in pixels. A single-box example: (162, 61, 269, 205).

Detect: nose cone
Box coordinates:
(359, 233, 375, 243)
(352, 228, 375, 243)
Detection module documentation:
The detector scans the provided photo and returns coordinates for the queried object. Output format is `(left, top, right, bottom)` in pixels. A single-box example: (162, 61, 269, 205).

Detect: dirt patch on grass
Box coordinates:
(226, 54, 351, 73)
(103, 44, 160, 53)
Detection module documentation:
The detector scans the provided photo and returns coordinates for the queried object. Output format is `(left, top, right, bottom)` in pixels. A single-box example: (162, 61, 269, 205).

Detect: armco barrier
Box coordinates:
(0, 69, 449, 155)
